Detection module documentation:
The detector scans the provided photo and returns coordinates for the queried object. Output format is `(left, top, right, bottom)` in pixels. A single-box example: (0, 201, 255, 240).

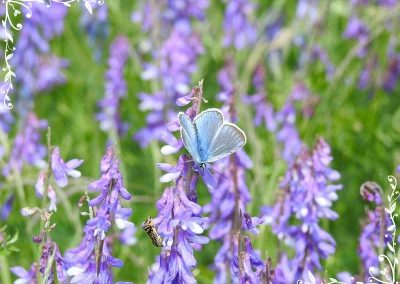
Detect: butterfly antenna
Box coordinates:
(210, 167, 228, 180)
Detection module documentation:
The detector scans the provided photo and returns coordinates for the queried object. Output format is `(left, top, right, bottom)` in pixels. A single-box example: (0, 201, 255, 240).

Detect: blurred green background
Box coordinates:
(2, 0, 400, 282)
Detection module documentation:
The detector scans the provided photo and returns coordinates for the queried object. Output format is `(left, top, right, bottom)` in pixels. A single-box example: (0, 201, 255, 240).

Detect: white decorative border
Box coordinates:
(298, 175, 399, 284)
(1, 0, 103, 109)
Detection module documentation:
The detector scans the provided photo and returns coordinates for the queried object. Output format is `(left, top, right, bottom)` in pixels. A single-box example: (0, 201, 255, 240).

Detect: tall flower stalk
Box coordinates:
(134, 1, 207, 147)
(64, 146, 133, 283)
(264, 138, 342, 282)
(204, 60, 265, 283)
(11, 2, 68, 115)
(148, 81, 209, 283)
(97, 36, 131, 138)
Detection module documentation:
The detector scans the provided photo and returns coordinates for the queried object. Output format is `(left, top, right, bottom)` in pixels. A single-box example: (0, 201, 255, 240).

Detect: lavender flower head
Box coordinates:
(202, 61, 265, 283)
(3, 113, 47, 177)
(265, 138, 342, 282)
(135, 27, 204, 147)
(12, 3, 68, 114)
(64, 147, 132, 283)
(97, 36, 131, 136)
(148, 83, 209, 283)
(343, 16, 370, 57)
(223, 0, 257, 49)
(35, 147, 83, 211)
(11, 263, 38, 284)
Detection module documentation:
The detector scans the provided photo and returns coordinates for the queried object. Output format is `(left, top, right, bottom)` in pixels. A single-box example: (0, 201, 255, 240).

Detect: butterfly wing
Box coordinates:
(206, 122, 246, 163)
(193, 109, 224, 162)
(178, 112, 200, 162)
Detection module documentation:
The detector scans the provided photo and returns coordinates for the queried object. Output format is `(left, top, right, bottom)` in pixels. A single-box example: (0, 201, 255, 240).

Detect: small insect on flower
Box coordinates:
(178, 108, 246, 174)
(142, 217, 163, 247)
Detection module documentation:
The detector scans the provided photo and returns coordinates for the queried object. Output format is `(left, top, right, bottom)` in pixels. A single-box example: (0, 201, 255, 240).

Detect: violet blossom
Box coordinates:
(97, 36, 131, 136)
(64, 146, 133, 283)
(343, 16, 370, 57)
(223, 0, 256, 49)
(203, 60, 265, 283)
(11, 263, 38, 283)
(134, 2, 206, 147)
(135, 27, 204, 147)
(3, 113, 47, 177)
(264, 138, 342, 283)
(37, 239, 66, 283)
(12, 3, 68, 114)
(51, 146, 83, 187)
(382, 53, 400, 92)
(0, 194, 14, 220)
(148, 83, 209, 283)
(35, 146, 83, 211)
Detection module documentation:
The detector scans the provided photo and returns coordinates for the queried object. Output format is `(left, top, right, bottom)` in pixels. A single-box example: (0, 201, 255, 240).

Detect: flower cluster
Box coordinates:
(64, 146, 133, 283)
(148, 83, 209, 283)
(203, 60, 265, 283)
(35, 146, 83, 211)
(11, 3, 68, 114)
(134, 1, 207, 147)
(3, 113, 47, 177)
(264, 138, 342, 282)
(97, 36, 131, 137)
(223, 0, 257, 49)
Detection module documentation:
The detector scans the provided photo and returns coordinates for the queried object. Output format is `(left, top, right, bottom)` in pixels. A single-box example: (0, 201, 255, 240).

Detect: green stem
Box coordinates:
(0, 254, 11, 284)
(37, 127, 52, 284)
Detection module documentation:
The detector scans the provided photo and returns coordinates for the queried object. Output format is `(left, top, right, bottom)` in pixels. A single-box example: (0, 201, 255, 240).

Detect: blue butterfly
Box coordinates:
(178, 108, 246, 173)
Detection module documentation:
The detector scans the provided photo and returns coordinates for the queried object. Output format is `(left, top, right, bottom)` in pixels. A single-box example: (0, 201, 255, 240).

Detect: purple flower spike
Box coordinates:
(148, 83, 209, 283)
(265, 138, 342, 282)
(3, 113, 47, 177)
(0, 194, 14, 220)
(203, 60, 265, 283)
(12, 2, 68, 114)
(232, 234, 265, 283)
(223, 0, 257, 49)
(343, 17, 370, 57)
(64, 146, 133, 283)
(51, 146, 83, 188)
(97, 36, 131, 136)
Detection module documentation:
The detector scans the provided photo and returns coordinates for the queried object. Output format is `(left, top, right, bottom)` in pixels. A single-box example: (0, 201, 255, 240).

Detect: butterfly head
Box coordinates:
(199, 162, 207, 175)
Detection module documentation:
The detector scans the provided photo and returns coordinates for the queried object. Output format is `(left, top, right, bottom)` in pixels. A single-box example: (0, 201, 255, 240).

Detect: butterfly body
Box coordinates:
(178, 108, 246, 171)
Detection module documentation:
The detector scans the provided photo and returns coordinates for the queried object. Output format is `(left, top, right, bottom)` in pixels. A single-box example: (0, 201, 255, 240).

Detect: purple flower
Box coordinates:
(3, 113, 47, 177)
(203, 60, 264, 283)
(12, 3, 68, 114)
(265, 138, 342, 282)
(39, 240, 66, 283)
(343, 17, 370, 57)
(64, 147, 132, 283)
(382, 53, 400, 92)
(35, 171, 57, 211)
(80, 2, 109, 61)
(135, 27, 204, 147)
(97, 36, 130, 136)
(231, 234, 265, 283)
(223, 0, 256, 49)
(0, 194, 14, 220)
(11, 263, 38, 284)
(148, 83, 209, 283)
(51, 146, 83, 188)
